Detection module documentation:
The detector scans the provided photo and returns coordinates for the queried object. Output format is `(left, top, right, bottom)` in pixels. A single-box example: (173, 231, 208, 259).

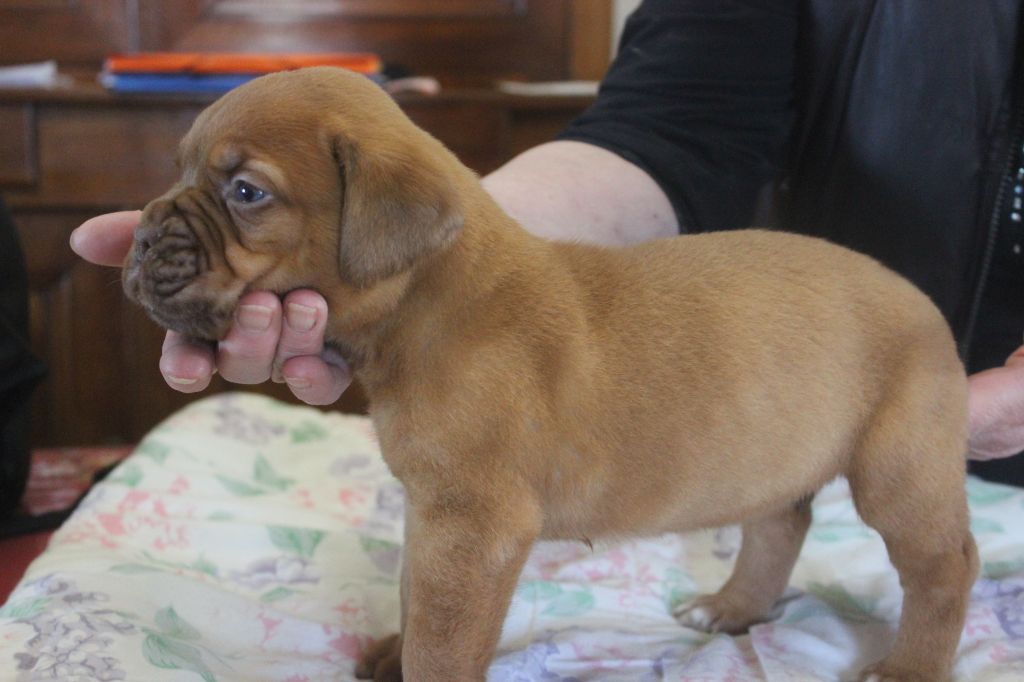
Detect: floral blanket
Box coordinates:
(2, 393, 1024, 681)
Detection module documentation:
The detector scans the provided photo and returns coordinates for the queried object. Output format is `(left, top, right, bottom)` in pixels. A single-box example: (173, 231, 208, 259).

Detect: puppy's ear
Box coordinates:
(333, 129, 463, 287)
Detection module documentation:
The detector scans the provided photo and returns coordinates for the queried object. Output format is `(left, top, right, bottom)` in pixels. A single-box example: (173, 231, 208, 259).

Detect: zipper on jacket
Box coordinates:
(960, 101, 1024, 361)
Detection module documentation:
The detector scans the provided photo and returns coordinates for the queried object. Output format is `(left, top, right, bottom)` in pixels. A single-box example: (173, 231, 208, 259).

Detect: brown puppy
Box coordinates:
(123, 67, 978, 682)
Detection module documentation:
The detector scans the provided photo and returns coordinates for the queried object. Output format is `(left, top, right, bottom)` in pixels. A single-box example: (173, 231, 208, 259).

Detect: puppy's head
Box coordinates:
(123, 67, 465, 340)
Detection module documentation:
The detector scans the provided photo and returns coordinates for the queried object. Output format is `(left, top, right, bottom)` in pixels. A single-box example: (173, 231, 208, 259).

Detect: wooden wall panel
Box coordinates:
(0, 0, 137, 68)
(19, 211, 128, 445)
(35, 106, 190, 204)
(208, 0, 526, 19)
(569, 0, 613, 80)
(7, 106, 201, 209)
(1, 1, 610, 86)
(0, 105, 35, 186)
(139, 1, 571, 86)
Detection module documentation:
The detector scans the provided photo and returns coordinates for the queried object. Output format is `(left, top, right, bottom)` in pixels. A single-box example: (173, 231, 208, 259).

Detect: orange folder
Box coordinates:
(104, 53, 382, 75)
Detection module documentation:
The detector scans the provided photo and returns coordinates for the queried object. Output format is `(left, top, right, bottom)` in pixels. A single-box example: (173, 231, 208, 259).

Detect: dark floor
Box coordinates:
(0, 446, 132, 603)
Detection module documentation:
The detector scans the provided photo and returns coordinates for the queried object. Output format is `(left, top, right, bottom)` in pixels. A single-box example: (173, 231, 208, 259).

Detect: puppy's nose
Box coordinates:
(133, 222, 158, 257)
(135, 202, 203, 297)
(133, 199, 174, 256)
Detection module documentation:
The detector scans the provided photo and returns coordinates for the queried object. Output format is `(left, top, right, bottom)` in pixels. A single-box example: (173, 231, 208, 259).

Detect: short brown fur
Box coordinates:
(123, 67, 978, 682)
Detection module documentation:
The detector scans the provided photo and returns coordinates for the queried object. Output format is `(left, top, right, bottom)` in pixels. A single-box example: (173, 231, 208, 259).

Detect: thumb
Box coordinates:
(70, 211, 141, 267)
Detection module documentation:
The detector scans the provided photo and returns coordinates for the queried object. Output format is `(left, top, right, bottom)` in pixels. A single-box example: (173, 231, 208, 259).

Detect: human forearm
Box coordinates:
(481, 140, 679, 246)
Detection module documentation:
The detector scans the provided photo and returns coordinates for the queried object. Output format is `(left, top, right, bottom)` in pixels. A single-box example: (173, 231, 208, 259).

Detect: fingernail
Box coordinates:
(237, 304, 273, 331)
(285, 376, 312, 390)
(69, 228, 82, 254)
(166, 375, 198, 386)
(286, 303, 317, 332)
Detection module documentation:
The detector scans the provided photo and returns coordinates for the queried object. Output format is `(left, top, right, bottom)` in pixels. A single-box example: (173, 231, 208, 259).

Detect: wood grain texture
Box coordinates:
(0, 0, 137, 68)
(0, 105, 35, 186)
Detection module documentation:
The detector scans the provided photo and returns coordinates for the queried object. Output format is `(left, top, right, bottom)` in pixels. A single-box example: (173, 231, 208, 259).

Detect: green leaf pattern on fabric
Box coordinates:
(142, 606, 218, 681)
(0, 597, 48, 619)
(805, 582, 880, 623)
(111, 552, 219, 578)
(267, 526, 325, 558)
(216, 475, 265, 497)
(143, 634, 215, 682)
(253, 455, 295, 491)
(259, 586, 297, 603)
(657, 566, 695, 611)
(155, 607, 202, 640)
(517, 580, 595, 618)
(291, 420, 329, 443)
(107, 462, 144, 488)
(967, 482, 1017, 507)
(972, 517, 1006, 535)
(216, 455, 296, 497)
(810, 523, 873, 543)
(135, 439, 171, 464)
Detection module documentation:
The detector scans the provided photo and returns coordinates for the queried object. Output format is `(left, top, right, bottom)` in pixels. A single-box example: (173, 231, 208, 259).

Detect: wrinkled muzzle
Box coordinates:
(123, 191, 240, 341)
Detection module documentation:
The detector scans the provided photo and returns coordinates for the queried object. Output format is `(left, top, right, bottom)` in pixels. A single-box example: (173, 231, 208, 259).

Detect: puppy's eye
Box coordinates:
(232, 180, 267, 204)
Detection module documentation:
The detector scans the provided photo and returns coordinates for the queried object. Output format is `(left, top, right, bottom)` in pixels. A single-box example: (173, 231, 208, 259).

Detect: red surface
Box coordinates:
(0, 446, 132, 603)
(0, 532, 52, 603)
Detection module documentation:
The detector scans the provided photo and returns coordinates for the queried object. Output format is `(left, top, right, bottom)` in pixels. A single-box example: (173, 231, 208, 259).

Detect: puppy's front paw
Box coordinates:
(355, 633, 402, 682)
(673, 594, 768, 635)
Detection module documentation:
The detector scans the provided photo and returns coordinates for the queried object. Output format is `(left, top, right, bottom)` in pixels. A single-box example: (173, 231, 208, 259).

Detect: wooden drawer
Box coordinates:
(23, 106, 202, 208)
(0, 104, 35, 186)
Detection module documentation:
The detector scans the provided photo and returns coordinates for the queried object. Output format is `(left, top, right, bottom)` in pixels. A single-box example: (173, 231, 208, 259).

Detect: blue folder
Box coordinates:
(100, 72, 258, 94)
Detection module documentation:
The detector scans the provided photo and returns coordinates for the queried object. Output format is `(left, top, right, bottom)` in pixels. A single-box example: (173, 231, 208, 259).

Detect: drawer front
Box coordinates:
(0, 104, 36, 187)
(7, 106, 202, 210)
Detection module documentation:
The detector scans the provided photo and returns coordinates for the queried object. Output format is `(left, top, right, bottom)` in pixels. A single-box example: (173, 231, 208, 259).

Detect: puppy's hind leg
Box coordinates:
(674, 497, 812, 633)
(848, 383, 978, 682)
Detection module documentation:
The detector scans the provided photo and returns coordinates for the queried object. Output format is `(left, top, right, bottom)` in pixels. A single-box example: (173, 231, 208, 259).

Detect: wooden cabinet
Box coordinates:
(2, 79, 599, 446)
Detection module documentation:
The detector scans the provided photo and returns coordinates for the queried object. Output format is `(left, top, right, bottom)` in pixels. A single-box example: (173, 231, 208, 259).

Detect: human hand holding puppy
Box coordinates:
(72, 210, 351, 406)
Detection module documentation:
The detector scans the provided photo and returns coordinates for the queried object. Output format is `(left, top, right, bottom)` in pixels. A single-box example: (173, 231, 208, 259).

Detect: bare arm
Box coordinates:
(482, 140, 679, 245)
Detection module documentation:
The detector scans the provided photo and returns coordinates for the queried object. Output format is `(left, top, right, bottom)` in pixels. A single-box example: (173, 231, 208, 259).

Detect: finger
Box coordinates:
(70, 211, 142, 266)
(159, 331, 215, 393)
(281, 354, 351, 406)
(216, 291, 283, 384)
(273, 290, 329, 382)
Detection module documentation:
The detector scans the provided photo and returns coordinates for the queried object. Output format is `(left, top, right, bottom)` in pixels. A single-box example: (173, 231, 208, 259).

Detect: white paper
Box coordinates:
(0, 60, 60, 88)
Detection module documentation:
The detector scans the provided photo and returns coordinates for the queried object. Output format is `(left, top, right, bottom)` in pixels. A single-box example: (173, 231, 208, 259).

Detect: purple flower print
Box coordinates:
(490, 639, 580, 682)
(212, 397, 286, 444)
(329, 454, 374, 477)
(229, 556, 320, 590)
(9, 575, 134, 681)
(974, 577, 1024, 640)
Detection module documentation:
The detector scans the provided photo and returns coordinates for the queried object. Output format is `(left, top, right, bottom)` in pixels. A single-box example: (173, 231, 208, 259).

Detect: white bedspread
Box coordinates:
(2, 393, 1023, 681)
